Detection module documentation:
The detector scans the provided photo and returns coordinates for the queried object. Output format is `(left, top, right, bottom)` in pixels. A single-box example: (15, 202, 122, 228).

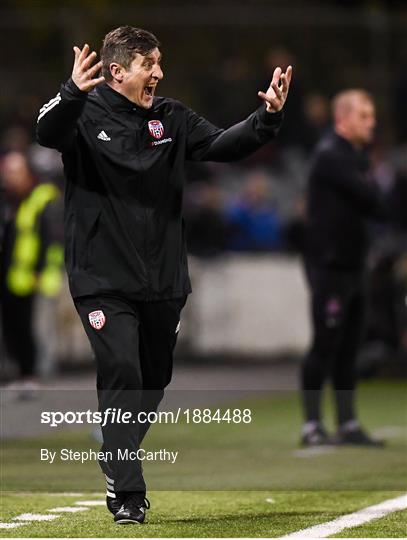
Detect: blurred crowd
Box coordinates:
(1, 45, 407, 385)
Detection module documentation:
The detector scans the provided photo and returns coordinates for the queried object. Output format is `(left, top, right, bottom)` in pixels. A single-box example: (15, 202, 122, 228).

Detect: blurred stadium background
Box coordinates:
(1, 0, 407, 377)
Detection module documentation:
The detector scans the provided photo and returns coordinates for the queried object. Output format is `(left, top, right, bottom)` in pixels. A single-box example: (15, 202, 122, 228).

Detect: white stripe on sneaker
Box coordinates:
(105, 474, 115, 485)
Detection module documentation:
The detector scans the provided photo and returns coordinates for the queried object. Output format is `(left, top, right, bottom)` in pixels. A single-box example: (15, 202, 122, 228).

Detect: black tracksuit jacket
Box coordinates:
(305, 131, 388, 271)
(36, 79, 283, 300)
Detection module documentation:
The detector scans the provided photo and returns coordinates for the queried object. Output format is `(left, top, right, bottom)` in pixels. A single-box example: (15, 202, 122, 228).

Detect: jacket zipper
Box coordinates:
(134, 112, 151, 300)
(143, 185, 151, 300)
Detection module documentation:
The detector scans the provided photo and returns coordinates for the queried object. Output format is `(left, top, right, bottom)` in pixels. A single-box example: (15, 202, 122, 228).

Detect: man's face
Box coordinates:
(120, 48, 163, 108)
(344, 98, 376, 146)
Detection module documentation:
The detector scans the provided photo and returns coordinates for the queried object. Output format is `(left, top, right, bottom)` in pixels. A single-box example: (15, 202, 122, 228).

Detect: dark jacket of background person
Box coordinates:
(36, 79, 283, 301)
(305, 131, 388, 269)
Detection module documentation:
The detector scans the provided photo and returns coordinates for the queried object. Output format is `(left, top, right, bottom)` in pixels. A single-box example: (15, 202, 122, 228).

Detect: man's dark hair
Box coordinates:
(100, 26, 160, 81)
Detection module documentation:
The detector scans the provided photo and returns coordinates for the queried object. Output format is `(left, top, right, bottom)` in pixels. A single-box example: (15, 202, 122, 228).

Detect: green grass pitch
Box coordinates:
(1, 379, 406, 537)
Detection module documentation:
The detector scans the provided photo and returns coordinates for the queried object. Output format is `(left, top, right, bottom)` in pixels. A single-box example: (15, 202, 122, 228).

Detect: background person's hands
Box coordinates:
(71, 44, 105, 92)
(258, 65, 292, 113)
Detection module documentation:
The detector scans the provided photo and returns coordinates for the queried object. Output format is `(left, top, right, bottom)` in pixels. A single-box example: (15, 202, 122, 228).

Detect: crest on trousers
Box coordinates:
(148, 120, 164, 139)
(88, 310, 106, 330)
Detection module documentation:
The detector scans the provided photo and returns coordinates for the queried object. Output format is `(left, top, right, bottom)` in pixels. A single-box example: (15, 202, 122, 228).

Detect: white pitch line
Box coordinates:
(0, 523, 27, 529)
(54, 492, 85, 496)
(48, 507, 89, 513)
(13, 513, 60, 522)
(373, 425, 406, 439)
(1, 491, 85, 497)
(280, 493, 407, 538)
(74, 500, 105, 506)
(293, 446, 336, 458)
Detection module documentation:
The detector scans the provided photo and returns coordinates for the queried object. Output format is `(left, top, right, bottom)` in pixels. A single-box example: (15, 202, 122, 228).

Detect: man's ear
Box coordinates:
(110, 63, 125, 82)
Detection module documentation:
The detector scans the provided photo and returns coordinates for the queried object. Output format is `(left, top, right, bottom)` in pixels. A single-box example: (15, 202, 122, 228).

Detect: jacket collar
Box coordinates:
(332, 130, 357, 153)
(97, 83, 150, 117)
(332, 130, 370, 169)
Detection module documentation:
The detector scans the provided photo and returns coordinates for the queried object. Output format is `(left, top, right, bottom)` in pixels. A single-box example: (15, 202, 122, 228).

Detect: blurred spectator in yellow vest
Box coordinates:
(0, 151, 63, 396)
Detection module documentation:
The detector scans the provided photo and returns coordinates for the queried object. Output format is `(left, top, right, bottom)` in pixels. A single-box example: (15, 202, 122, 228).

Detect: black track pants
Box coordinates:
(301, 264, 366, 425)
(75, 294, 186, 494)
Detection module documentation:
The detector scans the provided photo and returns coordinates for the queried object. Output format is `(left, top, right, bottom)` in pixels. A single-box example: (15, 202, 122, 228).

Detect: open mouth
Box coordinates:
(144, 85, 156, 98)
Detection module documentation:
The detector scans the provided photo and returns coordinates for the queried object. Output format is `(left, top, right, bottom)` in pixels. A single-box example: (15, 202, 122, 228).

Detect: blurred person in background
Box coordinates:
(36, 25, 291, 524)
(393, 46, 407, 145)
(199, 54, 252, 127)
(1, 126, 31, 155)
(284, 195, 307, 254)
(0, 152, 64, 395)
(301, 89, 389, 447)
(185, 182, 230, 258)
(226, 172, 284, 252)
(303, 93, 331, 151)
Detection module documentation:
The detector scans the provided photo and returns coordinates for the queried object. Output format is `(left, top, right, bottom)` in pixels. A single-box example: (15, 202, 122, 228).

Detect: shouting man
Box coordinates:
(36, 26, 291, 524)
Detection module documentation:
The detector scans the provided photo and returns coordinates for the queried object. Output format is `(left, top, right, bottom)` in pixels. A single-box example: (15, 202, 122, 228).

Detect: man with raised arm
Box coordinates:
(36, 26, 291, 524)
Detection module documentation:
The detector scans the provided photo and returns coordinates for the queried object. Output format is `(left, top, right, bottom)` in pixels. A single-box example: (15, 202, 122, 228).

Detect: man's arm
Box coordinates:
(186, 65, 292, 162)
(36, 44, 104, 152)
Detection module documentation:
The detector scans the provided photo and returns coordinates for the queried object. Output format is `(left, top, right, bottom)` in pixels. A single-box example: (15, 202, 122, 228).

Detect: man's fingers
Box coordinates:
(86, 76, 106, 91)
(82, 51, 98, 70)
(285, 65, 293, 86)
(280, 73, 289, 95)
(78, 43, 90, 62)
(73, 46, 81, 69)
(258, 65, 292, 112)
(271, 66, 282, 88)
(280, 66, 292, 96)
(271, 81, 282, 100)
(71, 44, 104, 92)
(258, 90, 276, 102)
(258, 91, 278, 109)
(87, 61, 103, 78)
(92, 76, 105, 87)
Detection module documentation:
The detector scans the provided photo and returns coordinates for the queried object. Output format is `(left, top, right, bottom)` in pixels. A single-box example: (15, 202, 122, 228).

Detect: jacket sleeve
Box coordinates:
(317, 151, 389, 221)
(36, 78, 88, 152)
(185, 105, 284, 162)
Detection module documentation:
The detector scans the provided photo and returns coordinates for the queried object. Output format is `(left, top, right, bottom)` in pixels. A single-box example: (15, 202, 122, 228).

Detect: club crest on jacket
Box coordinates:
(148, 120, 164, 139)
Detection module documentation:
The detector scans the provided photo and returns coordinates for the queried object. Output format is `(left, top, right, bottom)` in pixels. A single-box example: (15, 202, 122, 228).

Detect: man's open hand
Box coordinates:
(258, 65, 292, 113)
(72, 44, 105, 92)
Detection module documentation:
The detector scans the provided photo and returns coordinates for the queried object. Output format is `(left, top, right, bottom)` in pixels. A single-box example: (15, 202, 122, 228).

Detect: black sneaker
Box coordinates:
(301, 424, 331, 446)
(114, 494, 150, 524)
(335, 426, 385, 447)
(106, 492, 126, 515)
